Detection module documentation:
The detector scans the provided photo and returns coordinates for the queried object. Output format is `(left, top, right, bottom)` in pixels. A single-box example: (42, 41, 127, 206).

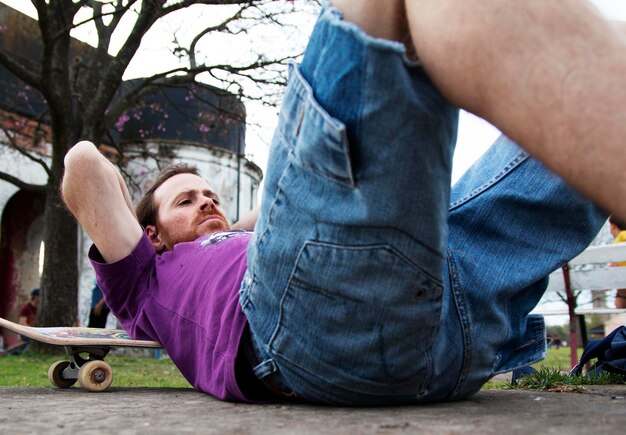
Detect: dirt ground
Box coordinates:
(1, 385, 626, 434)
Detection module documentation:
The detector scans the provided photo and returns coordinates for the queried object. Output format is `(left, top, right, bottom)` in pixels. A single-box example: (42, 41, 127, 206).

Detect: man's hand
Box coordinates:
(231, 207, 259, 231)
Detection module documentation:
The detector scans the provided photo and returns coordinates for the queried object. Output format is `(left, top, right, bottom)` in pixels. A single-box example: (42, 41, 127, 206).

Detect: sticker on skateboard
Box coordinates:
(0, 317, 161, 392)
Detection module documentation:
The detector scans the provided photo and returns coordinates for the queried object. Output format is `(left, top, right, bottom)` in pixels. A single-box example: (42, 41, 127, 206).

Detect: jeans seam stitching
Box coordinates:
(449, 152, 529, 210)
(448, 252, 473, 399)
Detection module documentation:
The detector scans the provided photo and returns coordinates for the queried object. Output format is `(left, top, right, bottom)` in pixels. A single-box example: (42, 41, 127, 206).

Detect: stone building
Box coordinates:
(0, 4, 262, 344)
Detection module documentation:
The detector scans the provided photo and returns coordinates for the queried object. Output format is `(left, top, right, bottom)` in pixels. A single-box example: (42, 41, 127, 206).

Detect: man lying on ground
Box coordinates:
(62, 1, 608, 404)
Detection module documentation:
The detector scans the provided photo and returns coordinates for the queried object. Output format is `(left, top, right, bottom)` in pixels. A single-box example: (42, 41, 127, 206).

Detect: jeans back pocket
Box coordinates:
(269, 241, 441, 398)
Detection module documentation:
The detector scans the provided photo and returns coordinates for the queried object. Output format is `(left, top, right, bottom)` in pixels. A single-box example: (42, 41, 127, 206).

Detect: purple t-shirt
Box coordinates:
(89, 230, 252, 401)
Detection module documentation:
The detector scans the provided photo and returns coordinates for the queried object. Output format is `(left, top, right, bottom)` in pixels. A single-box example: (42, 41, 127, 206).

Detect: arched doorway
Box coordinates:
(0, 189, 45, 347)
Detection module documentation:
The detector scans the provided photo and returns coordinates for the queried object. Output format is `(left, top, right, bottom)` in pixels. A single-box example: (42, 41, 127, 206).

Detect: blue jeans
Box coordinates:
(240, 4, 606, 405)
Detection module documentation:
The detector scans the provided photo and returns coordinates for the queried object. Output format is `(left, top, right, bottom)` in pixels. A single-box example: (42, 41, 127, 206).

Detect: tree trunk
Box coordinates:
(33, 158, 78, 352)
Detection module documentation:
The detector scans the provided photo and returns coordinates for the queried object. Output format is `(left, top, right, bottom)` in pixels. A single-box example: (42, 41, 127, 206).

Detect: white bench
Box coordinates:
(533, 243, 626, 366)
(537, 243, 626, 317)
(544, 243, 626, 310)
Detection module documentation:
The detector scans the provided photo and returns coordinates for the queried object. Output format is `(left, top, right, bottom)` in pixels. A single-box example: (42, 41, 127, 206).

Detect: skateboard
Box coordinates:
(0, 317, 161, 392)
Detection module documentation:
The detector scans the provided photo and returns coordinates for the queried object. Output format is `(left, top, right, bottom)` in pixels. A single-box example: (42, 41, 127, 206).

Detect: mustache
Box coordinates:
(193, 211, 224, 226)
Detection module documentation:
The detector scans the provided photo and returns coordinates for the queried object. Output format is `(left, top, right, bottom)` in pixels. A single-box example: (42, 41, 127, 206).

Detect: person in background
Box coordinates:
(18, 288, 40, 327)
(609, 216, 626, 309)
(9, 288, 41, 354)
(88, 281, 110, 328)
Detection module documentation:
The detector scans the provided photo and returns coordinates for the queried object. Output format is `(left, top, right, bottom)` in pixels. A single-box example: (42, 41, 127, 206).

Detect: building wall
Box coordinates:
(0, 128, 48, 339)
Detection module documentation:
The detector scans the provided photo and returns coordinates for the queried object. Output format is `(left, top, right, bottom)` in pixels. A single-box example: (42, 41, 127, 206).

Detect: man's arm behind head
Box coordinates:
(62, 141, 143, 263)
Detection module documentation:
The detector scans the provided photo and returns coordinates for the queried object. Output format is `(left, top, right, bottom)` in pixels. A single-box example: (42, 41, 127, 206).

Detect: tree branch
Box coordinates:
(0, 125, 52, 177)
(0, 50, 42, 90)
(185, 4, 252, 68)
(63, 0, 137, 42)
(103, 47, 291, 128)
(103, 66, 207, 128)
(163, 0, 255, 15)
(0, 169, 45, 192)
(81, 1, 165, 128)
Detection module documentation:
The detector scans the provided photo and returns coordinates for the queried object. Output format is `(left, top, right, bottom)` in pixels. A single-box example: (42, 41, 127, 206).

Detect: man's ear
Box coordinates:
(145, 225, 165, 253)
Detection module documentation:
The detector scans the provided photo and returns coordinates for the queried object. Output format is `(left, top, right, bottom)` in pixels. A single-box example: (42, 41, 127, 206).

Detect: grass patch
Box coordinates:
(506, 366, 626, 392)
(0, 351, 191, 388)
(483, 347, 626, 392)
(532, 346, 579, 371)
(481, 379, 510, 390)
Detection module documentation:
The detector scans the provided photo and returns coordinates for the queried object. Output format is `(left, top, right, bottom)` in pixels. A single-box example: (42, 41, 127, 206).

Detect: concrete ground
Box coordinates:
(1, 385, 626, 434)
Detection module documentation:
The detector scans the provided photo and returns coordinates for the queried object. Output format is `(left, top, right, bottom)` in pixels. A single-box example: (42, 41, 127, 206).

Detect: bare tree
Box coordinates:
(0, 0, 317, 338)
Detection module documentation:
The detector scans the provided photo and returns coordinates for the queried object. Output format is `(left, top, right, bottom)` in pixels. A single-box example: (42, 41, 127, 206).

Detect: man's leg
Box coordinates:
(329, 0, 410, 44)
(405, 0, 626, 220)
(441, 135, 606, 398)
(242, 1, 459, 405)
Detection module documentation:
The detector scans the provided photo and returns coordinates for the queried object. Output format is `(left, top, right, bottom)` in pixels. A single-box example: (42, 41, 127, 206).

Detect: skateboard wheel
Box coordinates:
(48, 360, 76, 389)
(78, 360, 113, 392)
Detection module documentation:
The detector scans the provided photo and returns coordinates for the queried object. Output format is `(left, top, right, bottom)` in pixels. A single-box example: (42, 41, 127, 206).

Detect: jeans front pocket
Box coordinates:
(290, 64, 355, 188)
(269, 240, 442, 398)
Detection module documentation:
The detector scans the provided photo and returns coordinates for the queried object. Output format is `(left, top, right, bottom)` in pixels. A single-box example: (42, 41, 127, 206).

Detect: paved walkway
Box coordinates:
(1, 385, 626, 434)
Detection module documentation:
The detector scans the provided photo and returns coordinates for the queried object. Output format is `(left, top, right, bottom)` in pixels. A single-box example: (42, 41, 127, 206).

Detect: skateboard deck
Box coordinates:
(0, 317, 161, 392)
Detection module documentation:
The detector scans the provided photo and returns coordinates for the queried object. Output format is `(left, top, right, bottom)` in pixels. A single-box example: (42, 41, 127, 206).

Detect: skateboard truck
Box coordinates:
(48, 346, 114, 392)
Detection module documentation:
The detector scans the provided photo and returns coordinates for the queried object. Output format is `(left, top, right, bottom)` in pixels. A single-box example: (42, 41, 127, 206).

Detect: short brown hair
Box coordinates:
(136, 163, 200, 227)
(609, 215, 626, 231)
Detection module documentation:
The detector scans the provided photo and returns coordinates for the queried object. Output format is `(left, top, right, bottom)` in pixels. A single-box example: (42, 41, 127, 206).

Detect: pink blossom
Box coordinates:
(115, 113, 130, 132)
